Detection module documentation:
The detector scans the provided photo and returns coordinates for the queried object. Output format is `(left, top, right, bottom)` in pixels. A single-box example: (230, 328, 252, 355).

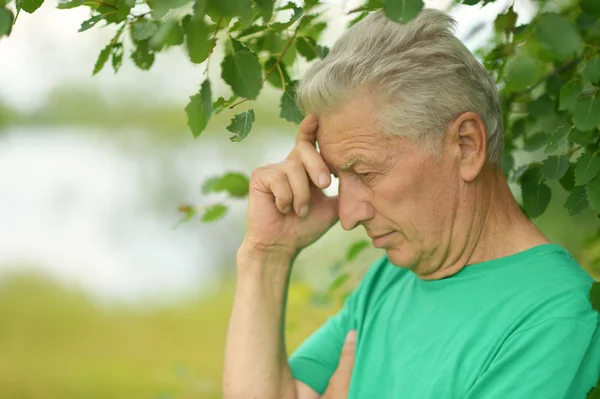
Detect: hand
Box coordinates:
(242, 115, 339, 258)
(322, 331, 357, 399)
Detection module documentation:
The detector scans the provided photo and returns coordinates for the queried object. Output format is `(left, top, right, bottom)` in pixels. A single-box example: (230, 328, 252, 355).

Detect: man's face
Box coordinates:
(316, 95, 461, 276)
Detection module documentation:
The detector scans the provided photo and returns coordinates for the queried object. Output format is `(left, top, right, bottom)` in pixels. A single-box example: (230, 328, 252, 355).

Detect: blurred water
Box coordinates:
(0, 126, 299, 303)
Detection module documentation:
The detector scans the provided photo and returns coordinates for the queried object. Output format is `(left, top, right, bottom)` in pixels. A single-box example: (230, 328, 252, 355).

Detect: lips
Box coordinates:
(370, 232, 395, 248)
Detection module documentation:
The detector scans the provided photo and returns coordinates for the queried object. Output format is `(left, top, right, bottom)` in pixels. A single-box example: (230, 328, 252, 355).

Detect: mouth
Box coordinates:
(370, 232, 395, 248)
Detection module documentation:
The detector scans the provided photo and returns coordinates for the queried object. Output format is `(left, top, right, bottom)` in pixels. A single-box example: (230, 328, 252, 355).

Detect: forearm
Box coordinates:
(223, 245, 298, 399)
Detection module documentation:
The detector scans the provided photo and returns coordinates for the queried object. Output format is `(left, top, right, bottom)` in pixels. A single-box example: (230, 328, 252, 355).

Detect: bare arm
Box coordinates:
(222, 115, 338, 399)
(223, 246, 306, 399)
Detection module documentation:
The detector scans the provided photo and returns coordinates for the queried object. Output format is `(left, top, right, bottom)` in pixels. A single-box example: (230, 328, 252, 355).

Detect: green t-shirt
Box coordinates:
(289, 244, 600, 398)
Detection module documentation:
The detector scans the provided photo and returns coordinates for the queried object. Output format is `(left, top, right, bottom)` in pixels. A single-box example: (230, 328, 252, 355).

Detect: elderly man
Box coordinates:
(223, 8, 600, 399)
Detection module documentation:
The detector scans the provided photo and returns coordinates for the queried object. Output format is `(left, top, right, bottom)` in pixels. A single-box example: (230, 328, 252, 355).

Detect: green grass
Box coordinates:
(0, 273, 335, 399)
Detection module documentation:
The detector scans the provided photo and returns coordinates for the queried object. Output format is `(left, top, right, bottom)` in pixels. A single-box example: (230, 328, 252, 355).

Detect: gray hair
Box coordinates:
(298, 9, 504, 166)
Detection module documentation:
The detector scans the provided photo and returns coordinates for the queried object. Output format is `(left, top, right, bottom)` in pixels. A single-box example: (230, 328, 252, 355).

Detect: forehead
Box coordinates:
(316, 95, 395, 168)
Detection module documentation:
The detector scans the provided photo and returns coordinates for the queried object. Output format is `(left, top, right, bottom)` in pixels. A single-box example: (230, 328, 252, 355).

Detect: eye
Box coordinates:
(358, 172, 371, 178)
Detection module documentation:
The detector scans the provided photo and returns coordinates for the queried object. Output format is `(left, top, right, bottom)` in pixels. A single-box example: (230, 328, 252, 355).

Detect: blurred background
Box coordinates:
(0, 0, 598, 398)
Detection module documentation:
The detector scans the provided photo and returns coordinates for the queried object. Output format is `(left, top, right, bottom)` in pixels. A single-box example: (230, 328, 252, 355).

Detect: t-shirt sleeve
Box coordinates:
(464, 315, 600, 399)
(288, 256, 388, 395)
(288, 294, 356, 395)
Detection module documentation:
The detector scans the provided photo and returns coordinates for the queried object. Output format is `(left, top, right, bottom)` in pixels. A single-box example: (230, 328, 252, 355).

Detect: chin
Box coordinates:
(385, 247, 418, 269)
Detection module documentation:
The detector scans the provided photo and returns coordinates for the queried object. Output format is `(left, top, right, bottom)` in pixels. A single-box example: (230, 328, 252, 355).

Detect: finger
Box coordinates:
(336, 330, 357, 376)
(322, 330, 357, 399)
(296, 114, 319, 145)
(289, 141, 332, 189)
(281, 160, 311, 217)
(257, 167, 293, 214)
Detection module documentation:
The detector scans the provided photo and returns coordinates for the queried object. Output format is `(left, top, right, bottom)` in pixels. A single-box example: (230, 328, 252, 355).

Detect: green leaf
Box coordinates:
(201, 177, 220, 194)
(559, 80, 582, 111)
(383, 0, 423, 24)
(502, 153, 514, 175)
(545, 125, 572, 153)
(236, 24, 267, 38)
(270, 5, 303, 30)
(586, 175, 600, 216)
(295, 36, 327, 61)
(572, 93, 600, 131)
(494, 6, 517, 35)
(575, 152, 600, 186)
(509, 164, 529, 183)
(509, 118, 526, 139)
(533, 13, 582, 61)
(131, 40, 155, 70)
(207, 0, 251, 19)
(254, 0, 273, 22)
(523, 132, 549, 152)
(202, 204, 228, 222)
(560, 163, 576, 191)
(132, 19, 158, 41)
(570, 128, 598, 146)
(111, 42, 124, 72)
(564, 186, 589, 216)
(227, 109, 255, 142)
(263, 57, 291, 89)
(79, 15, 103, 32)
(462, 0, 480, 5)
(221, 39, 263, 99)
(58, 0, 84, 9)
(173, 204, 196, 228)
(280, 81, 304, 124)
(21, 0, 43, 13)
(183, 15, 212, 64)
(203, 172, 250, 198)
(504, 53, 544, 91)
(329, 273, 350, 293)
(185, 79, 212, 138)
(0, 7, 14, 37)
(212, 96, 237, 114)
(542, 155, 570, 180)
(93, 43, 112, 75)
(346, 240, 369, 262)
(581, 0, 600, 17)
(582, 56, 600, 84)
(520, 167, 551, 219)
(545, 74, 564, 97)
(115, 0, 133, 21)
(528, 95, 554, 119)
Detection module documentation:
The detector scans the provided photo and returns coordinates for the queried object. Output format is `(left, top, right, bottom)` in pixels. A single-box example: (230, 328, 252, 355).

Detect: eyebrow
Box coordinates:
(340, 156, 369, 171)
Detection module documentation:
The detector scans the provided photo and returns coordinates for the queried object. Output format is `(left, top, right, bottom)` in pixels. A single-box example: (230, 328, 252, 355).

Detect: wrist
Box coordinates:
(237, 239, 297, 264)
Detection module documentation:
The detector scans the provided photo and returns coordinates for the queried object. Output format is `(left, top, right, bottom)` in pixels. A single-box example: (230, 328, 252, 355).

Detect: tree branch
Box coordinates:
(229, 25, 299, 110)
(507, 56, 584, 103)
(206, 16, 223, 76)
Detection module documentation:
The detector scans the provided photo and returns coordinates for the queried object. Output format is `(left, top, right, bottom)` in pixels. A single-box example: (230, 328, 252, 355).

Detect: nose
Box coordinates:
(338, 178, 374, 231)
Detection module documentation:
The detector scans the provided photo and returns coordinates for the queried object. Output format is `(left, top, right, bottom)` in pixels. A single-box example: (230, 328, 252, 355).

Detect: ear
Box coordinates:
(449, 112, 488, 182)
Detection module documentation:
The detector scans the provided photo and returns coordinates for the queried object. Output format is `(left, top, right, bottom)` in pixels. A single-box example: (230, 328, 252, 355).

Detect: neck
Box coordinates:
(419, 166, 550, 281)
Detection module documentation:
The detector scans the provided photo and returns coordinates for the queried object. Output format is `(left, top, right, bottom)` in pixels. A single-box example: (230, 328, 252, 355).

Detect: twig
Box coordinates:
(229, 21, 299, 109)
(508, 56, 584, 103)
(206, 16, 223, 76)
(568, 145, 583, 157)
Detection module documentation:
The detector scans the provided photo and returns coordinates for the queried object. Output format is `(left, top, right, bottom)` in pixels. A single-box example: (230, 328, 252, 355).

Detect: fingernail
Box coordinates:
(283, 205, 291, 214)
(345, 330, 357, 344)
(299, 205, 309, 217)
(319, 173, 330, 187)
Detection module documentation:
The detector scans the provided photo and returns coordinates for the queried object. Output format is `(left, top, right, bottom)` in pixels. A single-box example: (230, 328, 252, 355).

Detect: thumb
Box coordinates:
(322, 330, 357, 398)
